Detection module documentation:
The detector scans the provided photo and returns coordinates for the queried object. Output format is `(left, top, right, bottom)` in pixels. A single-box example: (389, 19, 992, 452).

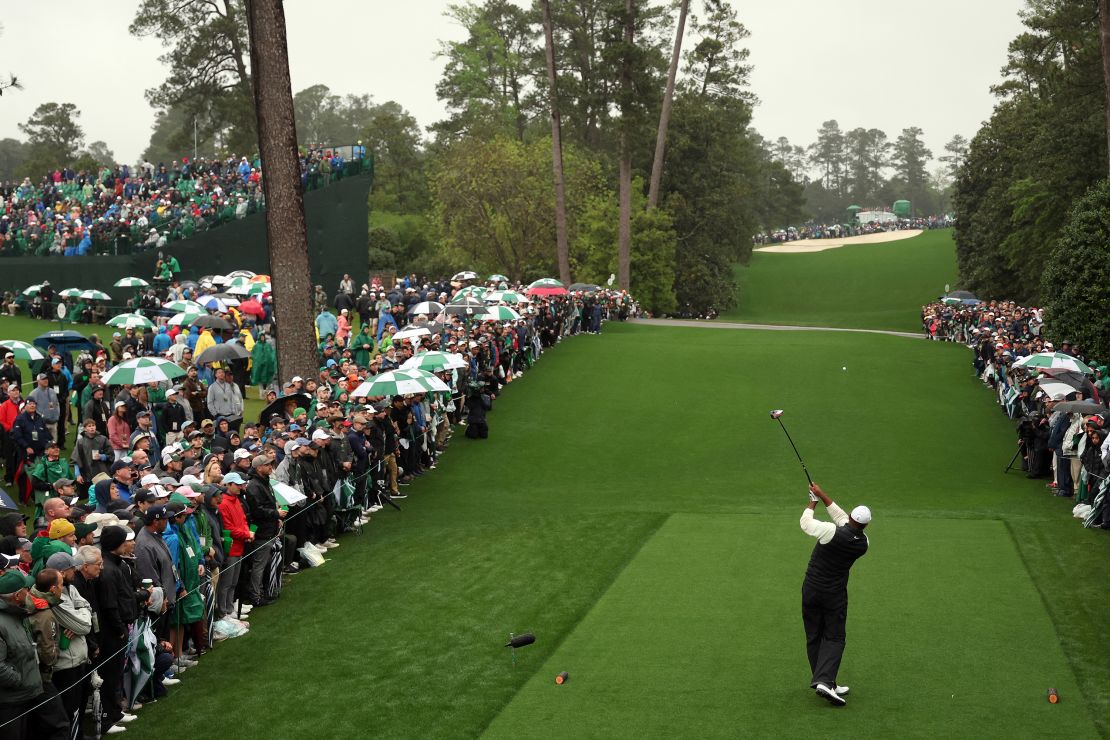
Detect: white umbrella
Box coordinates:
(452, 270, 479, 282)
(0, 341, 45, 361)
(1038, 381, 1077, 400)
(350, 369, 449, 397)
(59, 288, 84, 298)
(408, 301, 444, 315)
(102, 358, 186, 385)
(200, 297, 229, 313)
(80, 290, 111, 301)
(401, 351, 468, 372)
(163, 300, 205, 313)
(114, 277, 150, 288)
(393, 326, 431, 342)
(167, 311, 204, 327)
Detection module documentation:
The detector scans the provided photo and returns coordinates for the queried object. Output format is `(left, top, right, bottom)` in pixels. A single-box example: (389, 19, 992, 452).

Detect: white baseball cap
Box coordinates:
(140, 473, 160, 487)
(233, 448, 252, 460)
(850, 505, 872, 525)
(311, 429, 330, 441)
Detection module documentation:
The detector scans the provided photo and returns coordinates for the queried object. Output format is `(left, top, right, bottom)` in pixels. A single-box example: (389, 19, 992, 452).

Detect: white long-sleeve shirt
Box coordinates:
(800, 503, 848, 544)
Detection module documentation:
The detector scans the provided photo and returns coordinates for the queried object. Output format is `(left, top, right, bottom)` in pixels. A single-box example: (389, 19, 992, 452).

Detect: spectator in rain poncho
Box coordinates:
(250, 334, 277, 391)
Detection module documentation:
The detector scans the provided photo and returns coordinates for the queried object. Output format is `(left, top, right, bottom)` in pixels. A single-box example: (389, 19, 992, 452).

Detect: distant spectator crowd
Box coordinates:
(754, 215, 953, 245)
(0, 268, 635, 738)
(921, 297, 1110, 532)
(0, 145, 367, 258)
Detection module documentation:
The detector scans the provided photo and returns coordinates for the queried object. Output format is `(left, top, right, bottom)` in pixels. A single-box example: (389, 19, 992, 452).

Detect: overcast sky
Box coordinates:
(0, 1, 1025, 166)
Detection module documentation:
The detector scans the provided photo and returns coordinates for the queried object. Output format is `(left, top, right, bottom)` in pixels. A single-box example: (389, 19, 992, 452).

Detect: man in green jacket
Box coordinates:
(0, 569, 70, 738)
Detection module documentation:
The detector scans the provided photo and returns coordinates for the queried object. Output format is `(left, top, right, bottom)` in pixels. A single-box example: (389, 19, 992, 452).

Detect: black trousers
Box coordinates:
(51, 664, 90, 740)
(0, 686, 70, 740)
(801, 584, 848, 688)
(96, 633, 127, 728)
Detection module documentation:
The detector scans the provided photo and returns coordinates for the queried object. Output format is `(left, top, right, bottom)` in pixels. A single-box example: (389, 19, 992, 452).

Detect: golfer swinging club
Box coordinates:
(800, 482, 870, 707)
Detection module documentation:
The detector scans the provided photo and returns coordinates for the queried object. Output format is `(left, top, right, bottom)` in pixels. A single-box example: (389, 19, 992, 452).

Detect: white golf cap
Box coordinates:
(850, 505, 872, 525)
(233, 448, 252, 460)
(311, 429, 330, 441)
(140, 473, 160, 487)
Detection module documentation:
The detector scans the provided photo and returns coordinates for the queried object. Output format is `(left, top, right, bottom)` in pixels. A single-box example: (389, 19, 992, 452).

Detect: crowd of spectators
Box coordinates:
(0, 146, 366, 258)
(921, 297, 1110, 531)
(0, 268, 635, 738)
(753, 215, 953, 245)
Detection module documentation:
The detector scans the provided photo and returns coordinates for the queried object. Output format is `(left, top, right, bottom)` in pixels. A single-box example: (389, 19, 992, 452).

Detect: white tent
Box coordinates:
(854, 210, 898, 224)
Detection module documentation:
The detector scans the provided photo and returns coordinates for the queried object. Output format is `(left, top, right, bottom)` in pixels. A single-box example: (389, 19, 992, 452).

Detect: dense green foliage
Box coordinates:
(1041, 178, 1110, 358)
(953, 0, 1107, 303)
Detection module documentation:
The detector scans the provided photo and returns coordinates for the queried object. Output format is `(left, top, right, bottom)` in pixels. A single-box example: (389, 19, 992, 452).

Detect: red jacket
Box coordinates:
(0, 398, 22, 432)
(218, 492, 252, 557)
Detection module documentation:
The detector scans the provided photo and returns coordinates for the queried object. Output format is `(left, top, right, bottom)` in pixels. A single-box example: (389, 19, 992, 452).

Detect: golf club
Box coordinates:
(770, 409, 814, 487)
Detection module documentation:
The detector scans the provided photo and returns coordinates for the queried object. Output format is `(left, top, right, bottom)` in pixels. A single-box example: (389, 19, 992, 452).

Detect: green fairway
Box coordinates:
(487, 515, 1095, 738)
(124, 322, 1110, 738)
(723, 229, 958, 331)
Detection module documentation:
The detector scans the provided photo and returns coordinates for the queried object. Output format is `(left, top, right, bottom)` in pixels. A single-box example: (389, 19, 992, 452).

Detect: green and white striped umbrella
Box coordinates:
(488, 274, 509, 283)
(485, 290, 524, 304)
(451, 285, 487, 303)
(163, 299, 205, 313)
(227, 281, 270, 296)
(400, 351, 468, 373)
(1013, 352, 1092, 375)
(114, 277, 150, 288)
(107, 313, 155, 330)
(21, 285, 41, 297)
(80, 289, 111, 301)
(167, 311, 204, 327)
(528, 278, 564, 289)
(0, 340, 45, 361)
(477, 305, 521, 322)
(272, 481, 307, 507)
(350, 369, 450, 397)
(224, 276, 252, 290)
(102, 357, 186, 385)
(59, 288, 84, 298)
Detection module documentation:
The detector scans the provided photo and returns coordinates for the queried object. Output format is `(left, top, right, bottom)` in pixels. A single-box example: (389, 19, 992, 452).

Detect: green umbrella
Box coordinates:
(107, 313, 155, 330)
(21, 285, 41, 297)
(272, 481, 307, 507)
(224, 276, 252, 290)
(101, 357, 186, 385)
(1013, 352, 1093, 375)
(451, 285, 487, 303)
(163, 299, 205, 313)
(399, 351, 468, 373)
(167, 311, 204, 327)
(0, 340, 45, 361)
(349, 369, 449, 397)
(59, 288, 84, 298)
(488, 274, 509, 283)
(477, 306, 521, 322)
(941, 296, 962, 306)
(114, 277, 151, 288)
(485, 290, 524, 304)
(528, 278, 564, 289)
(80, 290, 111, 301)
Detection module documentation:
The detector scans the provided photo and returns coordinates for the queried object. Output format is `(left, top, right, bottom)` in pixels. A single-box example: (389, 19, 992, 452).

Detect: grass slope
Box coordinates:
(723, 229, 958, 331)
(125, 323, 1109, 738)
(487, 515, 1096, 738)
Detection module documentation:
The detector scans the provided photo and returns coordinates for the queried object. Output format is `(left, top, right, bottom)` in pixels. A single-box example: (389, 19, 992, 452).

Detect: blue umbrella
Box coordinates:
(0, 486, 19, 511)
(32, 330, 96, 352)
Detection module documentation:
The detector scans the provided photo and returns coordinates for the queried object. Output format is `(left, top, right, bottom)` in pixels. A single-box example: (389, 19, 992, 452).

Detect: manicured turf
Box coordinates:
(15, 228, 1106, 738)
(120, 322, 1109, 738)
(487, 515, 1095, 738)
(724, 229, 958, 331)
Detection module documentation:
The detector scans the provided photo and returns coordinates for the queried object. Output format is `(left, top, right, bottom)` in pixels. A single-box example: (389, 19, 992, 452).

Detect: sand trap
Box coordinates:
(754, 229, 923, 253)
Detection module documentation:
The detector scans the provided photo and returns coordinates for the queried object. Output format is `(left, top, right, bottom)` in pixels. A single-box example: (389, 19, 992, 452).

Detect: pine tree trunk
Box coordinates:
(647, 0, 688, 210)
(541, 0, 572, 285)
(617, 0, 634, 291)
(245, 0, 317, 382)
(1100, 0, 1110, 173)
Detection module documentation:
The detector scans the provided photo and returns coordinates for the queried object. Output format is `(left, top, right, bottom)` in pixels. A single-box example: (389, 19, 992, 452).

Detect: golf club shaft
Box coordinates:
(776, 418, 814, 486)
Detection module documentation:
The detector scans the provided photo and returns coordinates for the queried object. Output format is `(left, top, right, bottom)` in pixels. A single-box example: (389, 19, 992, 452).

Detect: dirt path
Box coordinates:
(628, 317, 924, 339)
